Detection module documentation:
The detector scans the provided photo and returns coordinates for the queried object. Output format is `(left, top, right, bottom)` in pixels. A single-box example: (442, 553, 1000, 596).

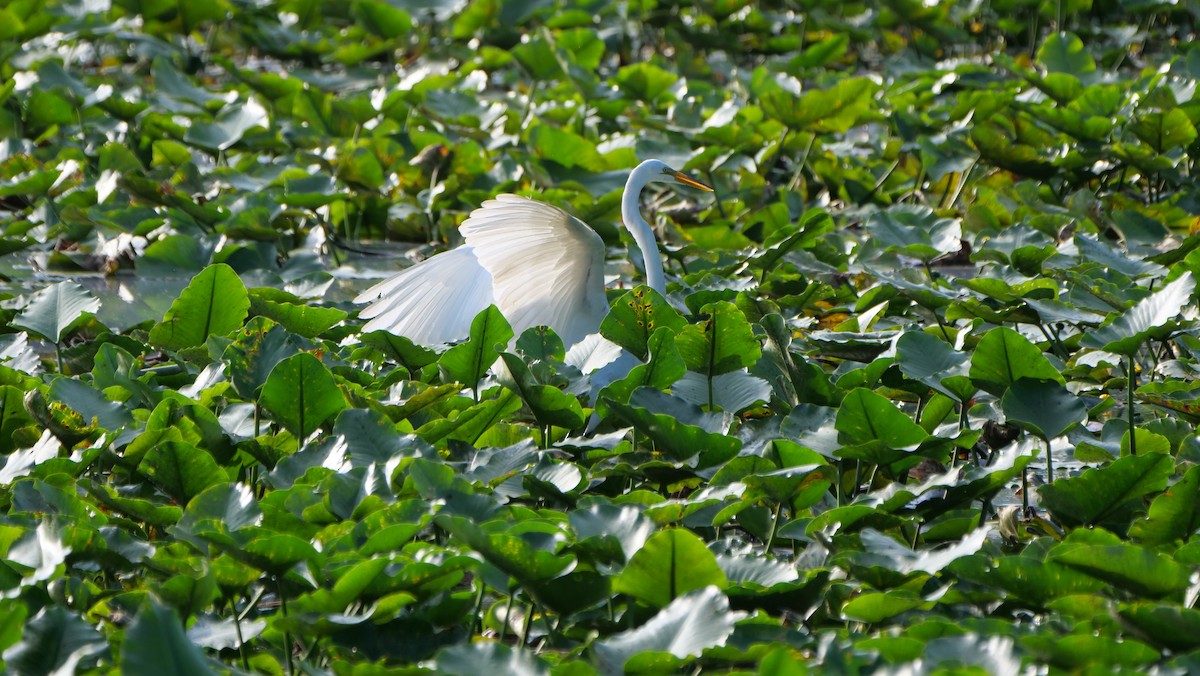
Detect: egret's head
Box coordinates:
(641, 159, 714, 191)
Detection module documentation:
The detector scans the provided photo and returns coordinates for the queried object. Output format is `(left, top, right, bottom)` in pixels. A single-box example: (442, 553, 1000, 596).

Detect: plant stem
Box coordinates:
(1044, 437, 1054, 484)
(520, 602, 535, 646)
(1021, 467, 1029, 512)
(231, 598, 250, 671)
(499, 592, 516, 642)
(276, 576, 293, 676)
(1128, 355, 1137, 455)
(765, 502, 783, 552)
(472, 582, 486, 636)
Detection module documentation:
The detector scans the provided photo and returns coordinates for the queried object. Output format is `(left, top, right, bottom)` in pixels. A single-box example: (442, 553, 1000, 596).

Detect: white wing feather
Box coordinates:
(461, 194, 607, 346)
(355, 246, 494, 346)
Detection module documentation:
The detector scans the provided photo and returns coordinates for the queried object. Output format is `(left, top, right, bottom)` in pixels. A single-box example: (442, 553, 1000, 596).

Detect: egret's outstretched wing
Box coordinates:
(461, 194, 607, 346)
(355, 246, 494, 346)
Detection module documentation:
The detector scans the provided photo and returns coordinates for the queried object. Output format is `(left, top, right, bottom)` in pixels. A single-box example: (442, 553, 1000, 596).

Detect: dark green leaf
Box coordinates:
(259, 353, 347, 438)
(613, 529, 727, 608)
(1039, 453, 1173, 530)
(969, 326, 1063, 395)
(439, 306, 513, 387)
(600, 286, 687, 362)
(150, 264, 250, 351)
(1001, 377, 1087, 441)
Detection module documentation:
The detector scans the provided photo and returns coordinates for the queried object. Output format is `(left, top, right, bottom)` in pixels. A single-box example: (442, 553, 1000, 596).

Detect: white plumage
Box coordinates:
(355, 159, 711, 349)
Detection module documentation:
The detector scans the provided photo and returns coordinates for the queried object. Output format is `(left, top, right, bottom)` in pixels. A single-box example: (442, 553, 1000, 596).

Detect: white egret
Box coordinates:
(355, 159, 713, 348)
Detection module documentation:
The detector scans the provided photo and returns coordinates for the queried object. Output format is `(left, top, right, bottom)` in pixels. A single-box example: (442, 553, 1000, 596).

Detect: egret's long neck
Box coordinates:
(622, 166, 666, 294)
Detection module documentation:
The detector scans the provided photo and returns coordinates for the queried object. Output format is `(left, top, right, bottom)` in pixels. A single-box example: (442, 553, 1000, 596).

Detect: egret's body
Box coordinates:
(356, 159, 711, 348)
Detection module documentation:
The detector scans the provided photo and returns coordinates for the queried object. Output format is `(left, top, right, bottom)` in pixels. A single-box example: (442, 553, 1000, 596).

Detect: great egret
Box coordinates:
(355, 159, 713, 348)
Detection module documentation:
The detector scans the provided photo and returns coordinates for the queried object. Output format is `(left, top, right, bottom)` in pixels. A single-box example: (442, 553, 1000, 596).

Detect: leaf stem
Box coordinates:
(1128, 355, 1137, 455)
(1044, 437, 1054, 484)
(472, 581, 486, 636)
(1021, 467, 1029, 512)
(765, 501, 783, 552)
(520, 602, 535, 646)
(231, 598, 250, 671)
(499, 591, 516, 642)
(276, 576, 294, 676)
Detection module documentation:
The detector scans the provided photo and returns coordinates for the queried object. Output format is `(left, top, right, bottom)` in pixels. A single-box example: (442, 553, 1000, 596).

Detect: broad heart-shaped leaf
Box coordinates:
(597, 327, 686, 415)
(614, 529, 727, 608)
(1039, 453, 1173, 531)
(602, 388, 742, 468)
(439, 305, 513, 387)
(761, 76, 876, 133)
(138, 440, 229, 505)
(1131, 108, 1198, 153)
(0, 385, 34, 454)
(247, 288, 347, 338)
(1129, 464, 1200, 546)
(352, 0, 414, 38)
(435, 514, 575, 585)
(857, 527, 990, 575)
(415, 389, 521, 447)
(895, 331, 975, 402)
(528, 123, 606, 171)
(176, 482, 263, 540)
(222, 318, 306, 399)
(48, 377, 133, 431)
(951, 549, 1107, 607)
(675, 301, 761, 376)
(1081, 272, 1195, 355)
(498, 353, 585, 430)
(864, 205, 962, 262)
(1036, 31, 1096, 76)
(227, 528, 320, 573)
(183, 97, 269, 151)
(1048, 541, 1191, 599)
(969, 326, 1063, 396)
(434, 642, 549, 676)
(1001, 377, 1087, 441)
(11, 281, 100, 343)
(601, 286, 687, 362)
(1073, 234, 1165, 279)
(1119, 604, 1200, 653)
(121, 598, 213, 676)
(671, 370, 772, 413)
(359, 330, 438, 372)
(841, 589, 926, 623)
(259, 353, 347, 438)
(570, 502, 657, 565)
(835, 388, 927, 450)
(592, 586, 741, 673)
(149, 263, 250, 351)
(612, 62, 678, 102)
(515, 325, 566, 363)
(3, 605, 107, 675)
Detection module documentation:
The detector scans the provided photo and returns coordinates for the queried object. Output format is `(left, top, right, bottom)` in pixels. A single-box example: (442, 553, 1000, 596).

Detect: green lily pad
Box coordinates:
(614, 528, 727, 608)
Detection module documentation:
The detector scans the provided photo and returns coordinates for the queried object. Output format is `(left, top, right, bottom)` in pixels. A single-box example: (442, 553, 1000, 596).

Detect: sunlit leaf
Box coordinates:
(593, 586, 742, 673)
(1081, 272, 1195, 355)
(11, 281, 100, 344)
(970, 326, 1064, 395)
(149, 264, 250, 351)
(601, 286, 687, 362)
(614, 529, 727, 607)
